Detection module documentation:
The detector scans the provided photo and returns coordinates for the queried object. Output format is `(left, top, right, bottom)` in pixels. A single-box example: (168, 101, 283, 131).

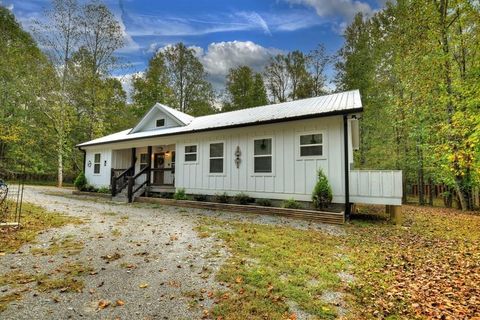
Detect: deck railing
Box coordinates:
(349, 170, 403, 205)
(111, 166, 134, 196)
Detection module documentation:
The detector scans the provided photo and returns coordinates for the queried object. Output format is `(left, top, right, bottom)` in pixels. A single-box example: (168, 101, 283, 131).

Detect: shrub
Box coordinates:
(173, 188, 187, 200)
(74, 172, 87, 191)
(255, 198, 272, 207)
(83, 184, 97, 192)
(97, 187, 110, 194)
(234, 193, 253, 205)
(312, 169, 333, 209)
(282, 198, 302, 209)
(214, 192, 229, 203)
(193, 194, 208, 201)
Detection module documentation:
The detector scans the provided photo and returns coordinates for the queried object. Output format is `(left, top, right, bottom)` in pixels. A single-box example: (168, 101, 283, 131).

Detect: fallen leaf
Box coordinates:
(139, 283, 149, 289)
(98, 299, 110, 309)
(115, 299, 125, 306)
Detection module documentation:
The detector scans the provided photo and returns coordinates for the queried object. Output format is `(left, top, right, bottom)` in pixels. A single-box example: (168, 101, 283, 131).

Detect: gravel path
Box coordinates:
(0, 186, 344, 319)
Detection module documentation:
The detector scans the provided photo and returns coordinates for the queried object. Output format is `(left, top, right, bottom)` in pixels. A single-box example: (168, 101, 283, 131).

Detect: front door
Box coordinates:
(153, 153, 165, 185)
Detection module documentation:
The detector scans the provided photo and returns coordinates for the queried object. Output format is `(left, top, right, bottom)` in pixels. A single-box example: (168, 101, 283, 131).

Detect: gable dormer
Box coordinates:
(129, 103, 194, 134)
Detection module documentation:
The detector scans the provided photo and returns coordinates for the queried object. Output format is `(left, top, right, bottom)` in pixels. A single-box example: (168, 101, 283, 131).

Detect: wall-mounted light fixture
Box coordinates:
(234, 146, 241, 169)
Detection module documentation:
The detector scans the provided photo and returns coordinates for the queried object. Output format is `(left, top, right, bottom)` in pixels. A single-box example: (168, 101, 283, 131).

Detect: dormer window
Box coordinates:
(156, 118, 165, 127)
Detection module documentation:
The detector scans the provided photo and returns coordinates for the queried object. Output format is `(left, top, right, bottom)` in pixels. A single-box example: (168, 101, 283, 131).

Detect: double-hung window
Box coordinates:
(253, 138, 272, 173)
(184, 145, 197, 162)
(299, 133, 323, 157)
(209, 143, 224, 173)
(94, 153, 101, 174)
(140, 153, 148, 170)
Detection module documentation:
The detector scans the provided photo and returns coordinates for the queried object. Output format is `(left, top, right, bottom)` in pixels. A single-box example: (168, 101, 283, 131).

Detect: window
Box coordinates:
(209, 142, 224, 173)
(156, 118, 165, 127)
(254, 138, 272, 173)
(299, 133, 323, 157)
(184, 145, 197, 162)
(94, 153, 101, 174)
(140, 153, 148, 170)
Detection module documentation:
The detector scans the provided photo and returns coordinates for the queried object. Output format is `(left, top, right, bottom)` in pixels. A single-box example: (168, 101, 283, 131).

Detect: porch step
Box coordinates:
(112, 185, 146, 203)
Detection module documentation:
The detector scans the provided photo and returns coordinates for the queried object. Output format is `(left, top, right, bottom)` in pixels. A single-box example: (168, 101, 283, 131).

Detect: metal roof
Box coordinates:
(78, 90, 362, 147)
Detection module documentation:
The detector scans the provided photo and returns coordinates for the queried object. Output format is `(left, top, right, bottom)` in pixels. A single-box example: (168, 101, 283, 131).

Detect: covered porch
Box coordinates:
(110, 144, 176, 201)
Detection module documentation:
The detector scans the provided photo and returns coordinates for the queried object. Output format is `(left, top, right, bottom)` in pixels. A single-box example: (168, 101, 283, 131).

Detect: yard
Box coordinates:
(0, 186, 478, 319)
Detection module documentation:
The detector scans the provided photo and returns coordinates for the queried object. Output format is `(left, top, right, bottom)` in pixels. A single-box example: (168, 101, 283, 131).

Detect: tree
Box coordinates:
(32, 0, 81, 187)
(308, 44, 329, 96)
(163, 43, 215, 116)
(132, 51, 174, 117)
(222, 66, 267, 112)
(264, 54, 290, 103)
(0, 5, 58, 173)
(264, 47, 329, 103)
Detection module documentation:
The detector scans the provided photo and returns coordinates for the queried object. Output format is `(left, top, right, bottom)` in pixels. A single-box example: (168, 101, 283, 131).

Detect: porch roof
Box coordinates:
(78, 90, 362, 148)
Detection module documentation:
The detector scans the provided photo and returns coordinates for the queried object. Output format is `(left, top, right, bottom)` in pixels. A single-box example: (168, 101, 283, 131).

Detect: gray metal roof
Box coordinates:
(78, 90, 362, 147)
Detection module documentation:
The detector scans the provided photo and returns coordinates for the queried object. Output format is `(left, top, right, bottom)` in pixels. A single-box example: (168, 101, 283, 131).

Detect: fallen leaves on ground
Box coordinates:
(346, 205, 480, 319)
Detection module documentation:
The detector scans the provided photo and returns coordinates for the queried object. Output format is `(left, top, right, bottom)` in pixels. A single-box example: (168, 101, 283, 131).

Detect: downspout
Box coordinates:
(78, 147, 86, 173)
(343, 115, 351, 218)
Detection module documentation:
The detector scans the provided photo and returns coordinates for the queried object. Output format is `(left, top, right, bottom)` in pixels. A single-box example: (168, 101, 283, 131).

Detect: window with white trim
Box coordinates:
(184, 145, 197, 162)
(253, 138, 272, 173)
(156, 118, 165, 127)
(299, 133, 323, 157)
(94, 153, 101, 174)
(140, 153, 148, 170)
(209, 142, 224, 173)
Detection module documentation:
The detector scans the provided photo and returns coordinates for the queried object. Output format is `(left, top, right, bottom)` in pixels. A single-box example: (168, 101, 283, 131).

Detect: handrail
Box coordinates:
(127, 165, 151, 203)
(111, 165, 135, 196)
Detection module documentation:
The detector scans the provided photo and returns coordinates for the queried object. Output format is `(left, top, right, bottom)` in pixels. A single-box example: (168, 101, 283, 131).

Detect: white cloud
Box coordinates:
(199, 41, 281, 78)
(114, 71, 143, 102)
(283, 0, 374, 21)
(156, 41, 282, 92)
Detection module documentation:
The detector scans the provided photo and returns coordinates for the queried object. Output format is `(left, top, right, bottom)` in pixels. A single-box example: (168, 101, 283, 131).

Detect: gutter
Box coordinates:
(77, 107, 364, 148)
(343, 115, 351, 218)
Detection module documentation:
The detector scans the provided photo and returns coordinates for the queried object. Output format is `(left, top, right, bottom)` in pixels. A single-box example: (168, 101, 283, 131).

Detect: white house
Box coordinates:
(77, 90, 402, 215)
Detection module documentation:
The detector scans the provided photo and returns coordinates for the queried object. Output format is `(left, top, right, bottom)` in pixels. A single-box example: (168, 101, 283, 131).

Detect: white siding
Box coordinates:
(135, 109, 180, 132)
(174, 116, 346, 202)
(350, 170, 403, 205)
(84, 148, 112, 187)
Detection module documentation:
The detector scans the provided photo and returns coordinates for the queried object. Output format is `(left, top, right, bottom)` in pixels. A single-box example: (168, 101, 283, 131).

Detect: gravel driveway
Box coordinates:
(0, 186, 343, 319)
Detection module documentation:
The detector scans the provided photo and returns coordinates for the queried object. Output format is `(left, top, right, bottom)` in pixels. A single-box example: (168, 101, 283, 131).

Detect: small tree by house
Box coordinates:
(312, 169, 332, 209)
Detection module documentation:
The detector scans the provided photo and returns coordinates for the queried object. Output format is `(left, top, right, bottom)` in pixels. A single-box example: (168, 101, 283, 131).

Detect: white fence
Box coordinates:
(350, 170, 403, 205)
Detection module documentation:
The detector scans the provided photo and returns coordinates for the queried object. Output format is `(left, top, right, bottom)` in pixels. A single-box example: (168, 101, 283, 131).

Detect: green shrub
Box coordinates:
(255, 198, 272, 207)
(173, 188, 187, 200)
(97, 187, 110, 194)
(193, 194, 208, 201)
(74, 172, 87, 191)
(282, 198, 302, 209)
(234, 193, 253, 205)
(214, 192, 229, 203)
(312, 169, 333, 209)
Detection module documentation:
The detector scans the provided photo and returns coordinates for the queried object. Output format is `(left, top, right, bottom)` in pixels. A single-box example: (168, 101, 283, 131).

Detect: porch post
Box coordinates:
(147, 146, 152, 186)
(131, 147, 136, 174)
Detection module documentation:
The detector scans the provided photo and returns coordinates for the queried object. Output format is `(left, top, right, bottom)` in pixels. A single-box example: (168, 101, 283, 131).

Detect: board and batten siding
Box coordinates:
(175, 116, 346, 202)
(84, 148, 112, 187)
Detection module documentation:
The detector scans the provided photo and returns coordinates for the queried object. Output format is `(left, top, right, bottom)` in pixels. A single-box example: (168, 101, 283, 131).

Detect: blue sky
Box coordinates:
(4, 0, 385, 93)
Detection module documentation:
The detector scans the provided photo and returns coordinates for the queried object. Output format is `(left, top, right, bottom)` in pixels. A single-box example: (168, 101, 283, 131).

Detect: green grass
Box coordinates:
(196, 204, 480, 319)
(31, 235, 84, 256)
(196, 218, 345, 319)
(0, 202, 83, 254)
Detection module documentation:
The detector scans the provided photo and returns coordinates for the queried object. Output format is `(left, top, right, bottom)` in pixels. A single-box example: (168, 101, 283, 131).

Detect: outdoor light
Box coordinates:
(87, 160, 92, 167)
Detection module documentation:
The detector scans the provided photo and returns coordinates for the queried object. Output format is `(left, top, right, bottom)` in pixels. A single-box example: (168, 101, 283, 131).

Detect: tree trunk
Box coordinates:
(57, 132, 63, 188)
(416, 144, 425, 205)
(428, 177, 434, 206)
